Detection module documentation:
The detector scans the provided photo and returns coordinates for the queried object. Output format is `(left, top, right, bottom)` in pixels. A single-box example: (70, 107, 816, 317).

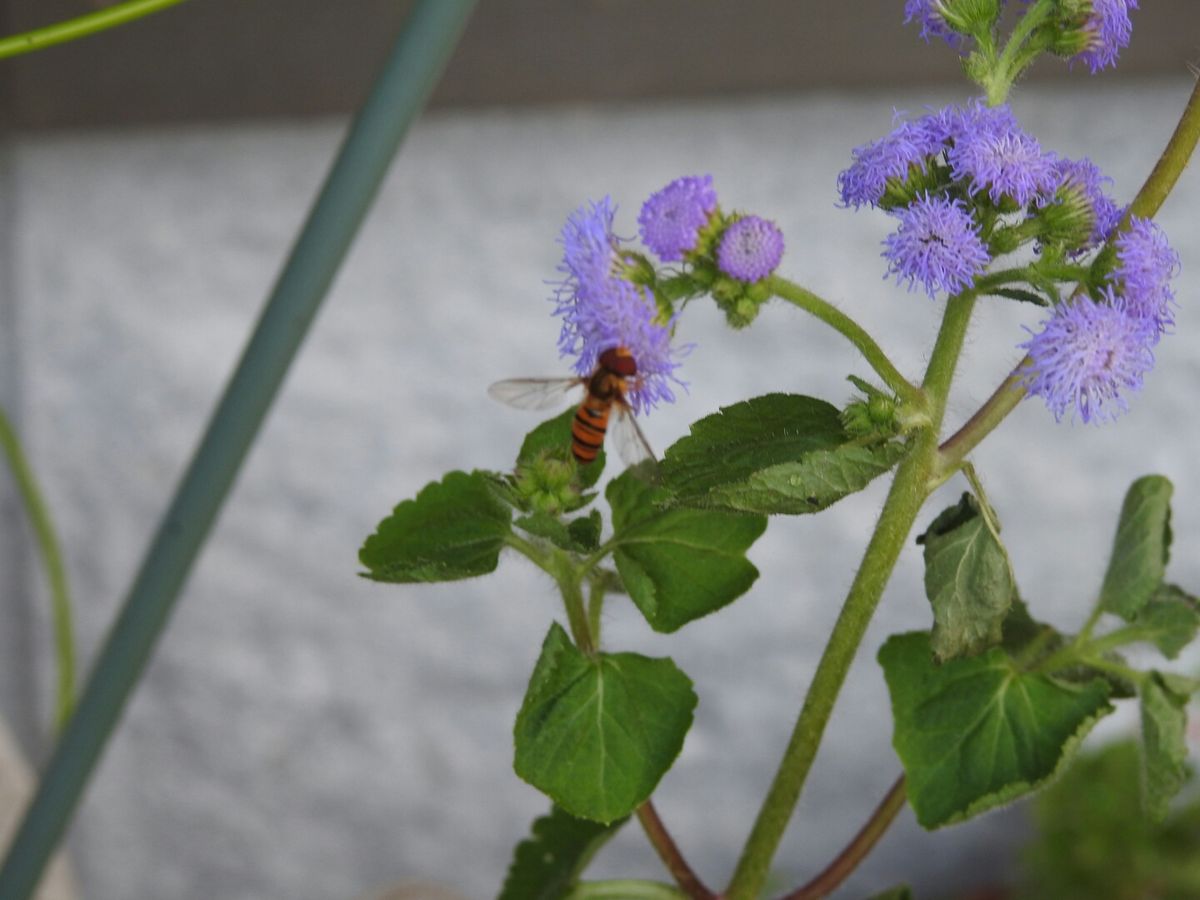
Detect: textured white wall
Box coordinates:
(3, 78, 1199, 898)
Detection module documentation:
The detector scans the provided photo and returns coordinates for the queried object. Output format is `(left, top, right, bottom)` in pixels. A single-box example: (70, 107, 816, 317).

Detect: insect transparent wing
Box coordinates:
(488, 378, 584, 410)
(609, 403, 656, 466)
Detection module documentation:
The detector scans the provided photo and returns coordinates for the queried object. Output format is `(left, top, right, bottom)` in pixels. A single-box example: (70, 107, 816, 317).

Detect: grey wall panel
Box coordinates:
(2, 0, 1198, 128)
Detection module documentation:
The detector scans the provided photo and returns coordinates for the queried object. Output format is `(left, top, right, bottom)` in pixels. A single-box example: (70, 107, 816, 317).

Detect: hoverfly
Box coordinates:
(489, 346, 655, 466)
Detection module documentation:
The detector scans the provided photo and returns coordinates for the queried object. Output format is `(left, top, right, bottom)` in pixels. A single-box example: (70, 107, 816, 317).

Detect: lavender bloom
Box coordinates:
(638, 175, 718, 262)
(717, 216, 785, 282)
(554, 197, 622, 310)
(1053, 157, 1122, 247)
(948, 111, 1057, 206)
(882, 194, 990, 298)
(1112, 215, 1180, 333)
(1021, 290, 1155, 423)
(1075, 0, 1138, 73)
(553, 199, 686, 413)
(904, 0, 963, 47)
(838, 114, 950, 208)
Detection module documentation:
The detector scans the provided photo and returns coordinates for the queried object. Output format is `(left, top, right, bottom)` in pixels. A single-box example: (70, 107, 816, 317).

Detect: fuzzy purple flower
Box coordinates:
(717, 216, 785, 282)
(1075, 0, 1138, 73)
(552, 199, 686, 413)
(882, 194, 990, 298)
(1053, 157, 1122, 247)
(554, 197, 622, 309)
(904, 0, 963, 47)
(638, 175, 718, 262)
(838, 114, 951, 208)
(1021, 290, 1155, 423)
(947, 110, 1057, 206)
(1112, 215, 1180, 334)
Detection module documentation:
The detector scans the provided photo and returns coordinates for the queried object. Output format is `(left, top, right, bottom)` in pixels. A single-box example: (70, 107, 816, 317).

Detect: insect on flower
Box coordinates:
(489, 346, 655, 466)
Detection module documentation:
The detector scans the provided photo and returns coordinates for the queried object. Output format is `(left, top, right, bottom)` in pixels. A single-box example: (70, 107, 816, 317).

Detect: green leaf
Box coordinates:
(879, 632, 1114, 829)
(1100, 476, 1173, 620)
(919, 493, 1015, 661)
(866, 888, 914, 900)
(498, 805, 628, 900)
(659, 393, 908, 515)
(514, 623, 697, 823)
(606, 469, 766, 633)
(990, 287, 1050, 307)
(519, 408, 605, 491)
(1140, 672, 1192, 822)
(515, 510, 603, 554)
(1133, 584, 1200, 660)
(359, 470, 512, 582)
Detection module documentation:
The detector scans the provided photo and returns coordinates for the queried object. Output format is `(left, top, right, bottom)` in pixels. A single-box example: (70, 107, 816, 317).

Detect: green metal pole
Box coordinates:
(0, 2, 477, 896)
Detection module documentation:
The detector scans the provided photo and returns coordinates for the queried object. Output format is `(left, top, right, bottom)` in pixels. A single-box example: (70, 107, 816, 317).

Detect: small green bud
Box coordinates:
(936, 0, 1001, 37)
(513, 453, 580, 516)
(841, 377, 901, 439)
(879, 160, 948, 212)
(619, 251, 657, 287)
(711, 275, 768, 329)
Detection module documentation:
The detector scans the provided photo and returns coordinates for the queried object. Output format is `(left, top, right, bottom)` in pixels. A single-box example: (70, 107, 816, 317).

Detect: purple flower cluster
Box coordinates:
(638, 175, 718, 262)
(1021, 291, 1156, 424)
(1112, 216, 1180, 334)
(1021, 215, 1180, 424)
(552, 198, 685, 413)
(903, 0, 963, 48)
(1075, 0, 1139, 73)
(838, 112, 950, 209)
(717, 216, 785, 282)
(1053, 157, 1122, 249)
(883, 194, 990, 298)
(948, 118, 1057, 207)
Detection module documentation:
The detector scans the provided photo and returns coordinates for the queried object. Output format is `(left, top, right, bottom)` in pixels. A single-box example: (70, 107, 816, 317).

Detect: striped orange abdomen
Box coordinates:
(571, 393, 612, 463)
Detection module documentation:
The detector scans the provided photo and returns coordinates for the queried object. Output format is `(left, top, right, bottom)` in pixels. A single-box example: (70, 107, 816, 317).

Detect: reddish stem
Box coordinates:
(637, 800, 720, 900)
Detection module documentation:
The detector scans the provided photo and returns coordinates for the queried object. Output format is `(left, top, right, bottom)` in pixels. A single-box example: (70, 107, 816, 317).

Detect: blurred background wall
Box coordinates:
(0, 0, 1198, 127)
(1, 3, 1199, 900)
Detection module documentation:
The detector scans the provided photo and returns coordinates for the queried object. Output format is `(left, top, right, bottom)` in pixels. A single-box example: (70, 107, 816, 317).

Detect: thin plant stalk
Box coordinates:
(0, 0, 189, 61)
(0, 3, 478, 897)
(725, 291, 978, 900)
(780, 776, 907, 900)
(0, 406, 75, 731)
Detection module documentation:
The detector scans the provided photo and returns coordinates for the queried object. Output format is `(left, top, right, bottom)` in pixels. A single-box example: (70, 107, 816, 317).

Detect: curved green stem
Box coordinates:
(779, 776, 907, 900)
(1124, 77, 1200, 222)
(636, 802, 717, 900)
(0, 4, 478, 897)
(726, 291, 977, 900)
(0, 407, 75, 732)
(0, 0, 189, 61)
(767, 275, 924, 407)
(984, 0, 1055, 105)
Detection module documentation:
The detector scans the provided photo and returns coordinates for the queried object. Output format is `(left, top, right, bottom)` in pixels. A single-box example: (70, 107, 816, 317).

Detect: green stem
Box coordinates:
(566, 882, 687, 900)
(636, 802, 717, 900)
(1076, 654, 1147, 687)
(587, 578, 607, 646)
(726, 292, 976, 900)
(0, 0, 188, 60)
(0, 5, 478, 898)
(0, 407, 76, 732)
(767, 275, 924, 407)
(1124, 77, 1200, 222)
(985, 0, 1055, 105)
(780, 776, 907, 900)
(555, 563, 595, 656)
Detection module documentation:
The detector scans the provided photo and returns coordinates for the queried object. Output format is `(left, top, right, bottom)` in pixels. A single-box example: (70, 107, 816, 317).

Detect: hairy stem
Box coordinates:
(767, 276, 924, 407)
(985, 0, 1055, 105)
(780, 776, 908, 900)
(0, 0, 189, 60)
(0, 406, 76, 732)
(726, 292, 976, 900)
(636, 802, 717, 900)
